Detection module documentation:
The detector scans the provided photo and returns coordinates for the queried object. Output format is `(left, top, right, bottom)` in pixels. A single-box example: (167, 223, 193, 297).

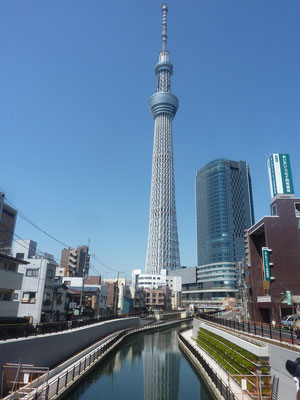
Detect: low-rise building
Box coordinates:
(0, 197, 17, 253)
(0, 253, 27, 318)
(145, 286, 171, 311)
(60, 245, 90, 277)
(62, 276, 107, 317)
(15, 253, 58, 324)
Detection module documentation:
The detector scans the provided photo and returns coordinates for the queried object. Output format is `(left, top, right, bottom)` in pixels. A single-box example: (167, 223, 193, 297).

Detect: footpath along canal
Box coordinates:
(63, 323, 213, 400)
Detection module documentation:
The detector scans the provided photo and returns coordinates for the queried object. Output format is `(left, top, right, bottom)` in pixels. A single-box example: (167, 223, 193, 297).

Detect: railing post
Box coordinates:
(269, 323, 272, 339)
(242, 322, 244, 332)
(261, 323, 264, 337)
(254, 322, 256, 336)
(279, 325, 282, 342)
(248, 321, 250, 333)
(291, 328, 294, 345)
(56, 377, 60, 395)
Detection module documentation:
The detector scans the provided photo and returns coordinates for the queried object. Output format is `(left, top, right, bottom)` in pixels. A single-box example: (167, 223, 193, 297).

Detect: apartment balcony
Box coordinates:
(0, 300, 19, 317)
(0, 268, 23, 291)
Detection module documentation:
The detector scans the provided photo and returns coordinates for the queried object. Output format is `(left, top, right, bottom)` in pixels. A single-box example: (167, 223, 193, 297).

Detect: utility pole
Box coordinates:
(114, 271, 120, 315)
(79, 239, 90, 315)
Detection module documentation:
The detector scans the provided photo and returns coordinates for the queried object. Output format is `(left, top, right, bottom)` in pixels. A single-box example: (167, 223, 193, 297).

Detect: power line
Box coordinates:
(3, 195, 70, 248)
(93, 255, 119, 273)
(0, 223, 106, 279)
(0, 194, 119, 276)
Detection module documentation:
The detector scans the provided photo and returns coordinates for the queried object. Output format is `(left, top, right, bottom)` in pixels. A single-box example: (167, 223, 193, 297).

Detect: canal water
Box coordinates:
(64, 324, 213, 400)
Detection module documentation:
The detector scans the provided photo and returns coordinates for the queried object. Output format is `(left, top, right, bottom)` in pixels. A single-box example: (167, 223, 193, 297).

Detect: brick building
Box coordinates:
(247, 197, 300, 323)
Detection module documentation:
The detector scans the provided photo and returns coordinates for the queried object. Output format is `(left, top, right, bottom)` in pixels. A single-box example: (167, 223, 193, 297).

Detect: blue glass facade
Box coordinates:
(196, 159, 254, 266)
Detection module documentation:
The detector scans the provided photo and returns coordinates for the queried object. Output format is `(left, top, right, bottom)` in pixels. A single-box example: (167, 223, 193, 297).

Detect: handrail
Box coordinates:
(178, 329, 238, 400)
(197, 314, 299, 346)
(0, 315, 139, 341)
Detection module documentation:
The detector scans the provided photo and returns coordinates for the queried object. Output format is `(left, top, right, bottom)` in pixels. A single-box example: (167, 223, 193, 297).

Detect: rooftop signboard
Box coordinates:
(267, 154, 294, 198)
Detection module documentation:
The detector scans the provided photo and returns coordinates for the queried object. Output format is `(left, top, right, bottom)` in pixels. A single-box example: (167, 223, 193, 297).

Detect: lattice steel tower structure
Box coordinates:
(145, 4, 180, 274)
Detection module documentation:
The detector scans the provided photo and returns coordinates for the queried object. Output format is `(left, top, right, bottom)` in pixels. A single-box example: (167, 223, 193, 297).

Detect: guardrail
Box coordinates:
(178, 329, 238, 400)
(197, 314, 298, 346)
(0, 315, 134, 341)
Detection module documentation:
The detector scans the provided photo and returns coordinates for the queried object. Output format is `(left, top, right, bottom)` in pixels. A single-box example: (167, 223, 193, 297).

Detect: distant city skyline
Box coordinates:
(1, 1, 300, 278)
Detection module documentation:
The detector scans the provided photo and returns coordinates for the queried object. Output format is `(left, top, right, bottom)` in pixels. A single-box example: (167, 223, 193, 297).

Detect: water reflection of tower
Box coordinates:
(143, 330, 180, 400)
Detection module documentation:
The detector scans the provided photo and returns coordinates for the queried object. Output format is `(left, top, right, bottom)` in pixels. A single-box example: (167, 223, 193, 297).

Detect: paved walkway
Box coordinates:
(181, 329, 253, 400)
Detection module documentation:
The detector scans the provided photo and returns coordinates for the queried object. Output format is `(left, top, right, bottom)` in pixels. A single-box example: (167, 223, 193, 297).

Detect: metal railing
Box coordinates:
(197, 314, 298, 346)
(0, 315, 131, 341)
(178, 329, 238, 400)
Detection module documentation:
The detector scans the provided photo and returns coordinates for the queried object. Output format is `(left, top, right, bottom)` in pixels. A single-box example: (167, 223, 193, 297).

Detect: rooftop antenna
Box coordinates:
(162, 4, 168, 50)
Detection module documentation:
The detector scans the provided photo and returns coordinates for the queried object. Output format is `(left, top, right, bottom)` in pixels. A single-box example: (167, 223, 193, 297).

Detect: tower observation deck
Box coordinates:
(145, 4, 180, 274)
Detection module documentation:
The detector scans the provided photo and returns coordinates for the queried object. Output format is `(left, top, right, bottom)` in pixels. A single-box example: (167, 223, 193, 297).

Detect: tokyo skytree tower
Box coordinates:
(145, 4, 180, 274)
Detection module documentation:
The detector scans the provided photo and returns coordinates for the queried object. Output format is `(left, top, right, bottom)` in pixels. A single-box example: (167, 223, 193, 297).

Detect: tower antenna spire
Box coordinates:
(146, 5, 180, 274)
(162, 4, 168, 50)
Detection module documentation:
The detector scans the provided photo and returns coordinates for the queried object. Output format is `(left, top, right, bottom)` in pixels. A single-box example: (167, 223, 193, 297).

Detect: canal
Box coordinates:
(64, 324, 214, 400)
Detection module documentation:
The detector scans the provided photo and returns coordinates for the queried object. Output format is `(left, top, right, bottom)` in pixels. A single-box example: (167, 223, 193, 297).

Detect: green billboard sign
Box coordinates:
(279, 154, 294, 195)
(268, 154, 294, 198)
(286, 290, 292, 306)
(262, 247, 271, 282)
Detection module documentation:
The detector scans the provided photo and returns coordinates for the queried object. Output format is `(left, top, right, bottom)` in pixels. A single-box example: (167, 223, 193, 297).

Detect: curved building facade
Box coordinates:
(196, 159, 254, 266)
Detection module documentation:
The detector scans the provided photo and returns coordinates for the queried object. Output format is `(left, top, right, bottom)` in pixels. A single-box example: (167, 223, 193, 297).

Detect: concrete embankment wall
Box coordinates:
(0, 317, 140, 374)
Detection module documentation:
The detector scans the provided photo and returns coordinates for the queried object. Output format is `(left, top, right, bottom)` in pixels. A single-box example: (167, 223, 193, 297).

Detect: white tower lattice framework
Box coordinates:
(146, 4, 180, 274)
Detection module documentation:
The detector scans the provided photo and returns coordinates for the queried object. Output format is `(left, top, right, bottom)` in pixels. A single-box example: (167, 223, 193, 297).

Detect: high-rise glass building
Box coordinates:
(145, 5, 180, 274)
(196, 159, 254, 266)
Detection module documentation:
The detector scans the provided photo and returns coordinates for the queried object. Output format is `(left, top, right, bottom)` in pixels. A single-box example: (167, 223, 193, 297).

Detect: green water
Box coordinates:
(64, 325, 213, 400)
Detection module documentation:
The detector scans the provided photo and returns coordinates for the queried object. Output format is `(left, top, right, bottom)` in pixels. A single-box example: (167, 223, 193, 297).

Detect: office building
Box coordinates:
(196, 159, 254, 266)
(192, 159, 254, 307)
(145, 4, 180, 274)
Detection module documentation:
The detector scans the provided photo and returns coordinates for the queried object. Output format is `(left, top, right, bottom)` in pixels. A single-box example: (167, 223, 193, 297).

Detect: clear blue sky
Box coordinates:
(1, 1, 299, 279)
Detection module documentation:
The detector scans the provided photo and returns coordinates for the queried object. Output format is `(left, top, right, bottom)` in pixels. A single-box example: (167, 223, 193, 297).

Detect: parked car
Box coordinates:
(281, 314, 300, 328)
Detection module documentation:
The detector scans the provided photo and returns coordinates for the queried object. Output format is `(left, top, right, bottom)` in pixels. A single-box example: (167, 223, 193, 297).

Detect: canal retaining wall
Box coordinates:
(0, 317, 140, 376)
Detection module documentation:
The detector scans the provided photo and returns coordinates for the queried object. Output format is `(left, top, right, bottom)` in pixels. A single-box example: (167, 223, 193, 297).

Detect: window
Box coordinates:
(295, 203, 300, 218)
(43, 293, 51, 306)
(0, 290, 12, 301)
(47, 269, 54, 278)
(56, 294, 62, 304)
(26, 269, 39, 277)
(22, 292, 36, 303)
(16, 253, 25, 259)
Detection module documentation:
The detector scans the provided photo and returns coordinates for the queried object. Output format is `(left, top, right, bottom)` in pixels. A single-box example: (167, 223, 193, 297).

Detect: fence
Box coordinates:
(198, 314, 298, 346)
(0, 315, 131, 341)
(178, 329, 238, 400)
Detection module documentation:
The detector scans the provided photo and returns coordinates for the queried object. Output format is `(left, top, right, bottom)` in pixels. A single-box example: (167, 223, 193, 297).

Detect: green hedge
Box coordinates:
(196, 336, 256, 391)
(200, 328, 258, 363)
(198, 329, 256, 373)
(197, 331, 250, 375)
